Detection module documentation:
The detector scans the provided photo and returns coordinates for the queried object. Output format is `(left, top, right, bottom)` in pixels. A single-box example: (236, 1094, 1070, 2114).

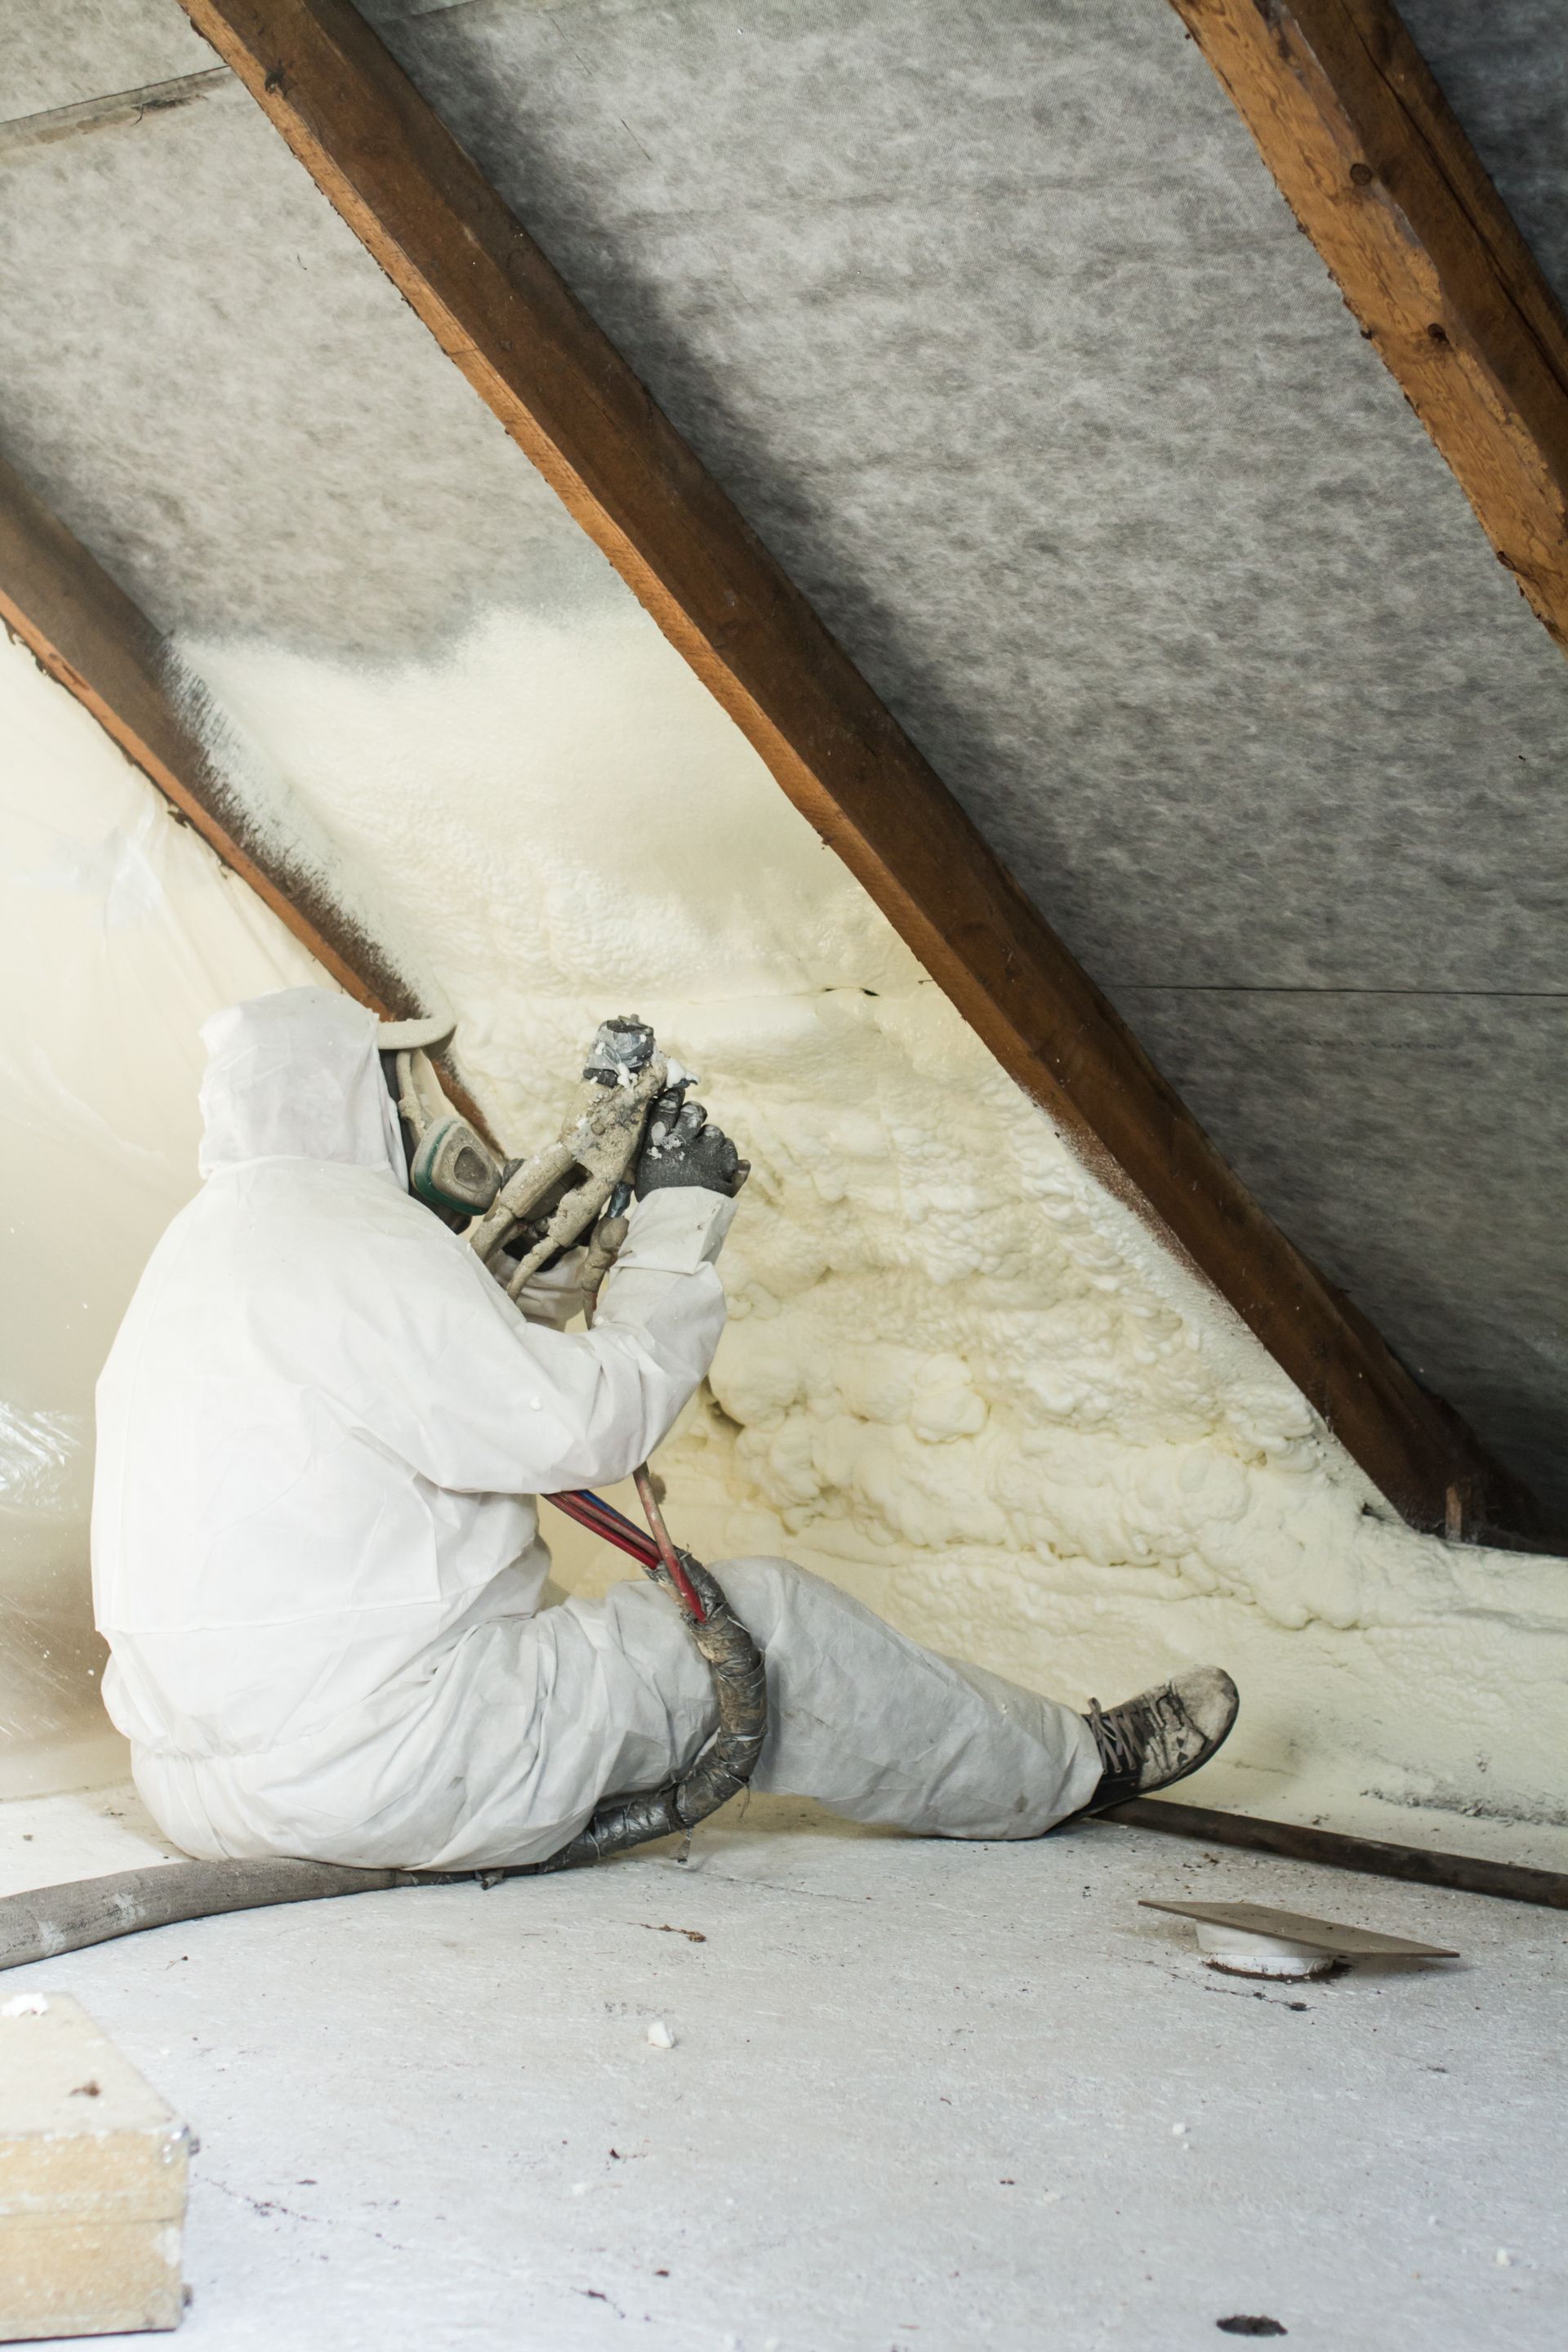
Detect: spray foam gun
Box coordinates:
(386, 1015, 672, 1319)
(453, 1017, 710, 1619)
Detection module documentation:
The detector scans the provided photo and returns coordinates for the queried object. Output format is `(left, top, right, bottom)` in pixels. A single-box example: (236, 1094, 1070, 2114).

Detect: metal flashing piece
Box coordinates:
(1143, 1896, 1459, 1971)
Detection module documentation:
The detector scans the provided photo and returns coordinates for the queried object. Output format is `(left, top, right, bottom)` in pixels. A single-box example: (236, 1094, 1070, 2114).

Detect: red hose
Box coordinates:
(632, 1465, 706, 1620)
(544, 1481, 706, 1620)
(545, 1489, 658, 1568)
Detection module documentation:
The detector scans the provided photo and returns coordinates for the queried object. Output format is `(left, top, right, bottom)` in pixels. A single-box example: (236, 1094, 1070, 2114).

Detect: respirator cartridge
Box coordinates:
(408, 1111, 502, 1218)
(379, 1019, 503, 1222)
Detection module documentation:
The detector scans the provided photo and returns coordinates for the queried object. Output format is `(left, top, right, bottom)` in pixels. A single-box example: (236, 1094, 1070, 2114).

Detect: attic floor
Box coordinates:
(2, 1785, 1562, 2352)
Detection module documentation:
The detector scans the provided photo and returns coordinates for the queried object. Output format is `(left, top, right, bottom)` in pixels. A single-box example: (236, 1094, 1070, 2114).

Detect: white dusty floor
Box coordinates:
(2, 1786, 1564, 2352)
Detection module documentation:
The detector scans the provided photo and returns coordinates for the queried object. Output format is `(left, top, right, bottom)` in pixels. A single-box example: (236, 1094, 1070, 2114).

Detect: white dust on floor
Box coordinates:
(2, 1782, 1563, 2352)
(177, 606, 1568, 1860)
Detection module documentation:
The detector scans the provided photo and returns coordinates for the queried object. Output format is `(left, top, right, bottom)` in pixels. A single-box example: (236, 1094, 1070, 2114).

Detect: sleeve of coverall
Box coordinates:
(408, 1187, 737, 1495)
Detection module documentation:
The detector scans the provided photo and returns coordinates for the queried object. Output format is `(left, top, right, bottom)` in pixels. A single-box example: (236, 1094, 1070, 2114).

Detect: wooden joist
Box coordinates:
(167, 0, 1555, 1544)
(1169, 0, 1568, 651)
(0, 452, 490, 1135)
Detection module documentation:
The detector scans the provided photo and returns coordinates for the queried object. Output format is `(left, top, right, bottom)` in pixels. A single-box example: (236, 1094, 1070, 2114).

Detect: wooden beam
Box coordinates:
(1168, 0, 1568, 651)
(0, 451, 492, 1136)
(171, 0, 1552, 1545)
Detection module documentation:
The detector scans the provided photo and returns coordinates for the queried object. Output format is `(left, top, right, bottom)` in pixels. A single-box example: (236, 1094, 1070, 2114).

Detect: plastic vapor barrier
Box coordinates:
(0, 633, 323, 1795)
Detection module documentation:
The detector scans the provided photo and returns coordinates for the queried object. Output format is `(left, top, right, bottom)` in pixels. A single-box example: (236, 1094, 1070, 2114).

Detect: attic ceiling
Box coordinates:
(1, 0, 1565, 1517)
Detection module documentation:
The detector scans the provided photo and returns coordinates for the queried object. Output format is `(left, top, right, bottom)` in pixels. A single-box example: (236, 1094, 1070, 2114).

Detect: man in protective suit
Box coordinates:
(93, 988, 1238, 1872)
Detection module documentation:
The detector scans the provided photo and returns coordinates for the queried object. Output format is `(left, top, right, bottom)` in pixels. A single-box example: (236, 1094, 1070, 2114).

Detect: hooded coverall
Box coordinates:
(92, 990, 1100, 1869)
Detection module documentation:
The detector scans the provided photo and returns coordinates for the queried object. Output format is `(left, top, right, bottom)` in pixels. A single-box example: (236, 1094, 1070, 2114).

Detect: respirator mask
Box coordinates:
(377, 1012, 503, 1222)
(377, 1009, 677, 1292)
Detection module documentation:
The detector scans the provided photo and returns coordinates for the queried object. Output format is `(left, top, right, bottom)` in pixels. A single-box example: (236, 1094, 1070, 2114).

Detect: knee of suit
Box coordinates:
(708, 1553, 808, 1647)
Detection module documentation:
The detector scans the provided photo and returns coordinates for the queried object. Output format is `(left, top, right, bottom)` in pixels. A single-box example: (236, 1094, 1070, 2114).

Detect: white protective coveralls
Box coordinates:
(93, 989, 1100, 1869)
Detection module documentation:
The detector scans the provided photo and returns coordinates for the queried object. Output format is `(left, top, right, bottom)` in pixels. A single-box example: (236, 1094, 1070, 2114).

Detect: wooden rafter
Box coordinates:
(0, 452, 492, 1137)
(172, 0, 1551, 1544)
(1168, 0, 1568, 652)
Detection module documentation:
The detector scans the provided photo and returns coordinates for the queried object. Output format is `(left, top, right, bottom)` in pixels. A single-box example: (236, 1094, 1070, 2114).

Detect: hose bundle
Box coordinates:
(1, 1522, 766, 1973)
(510, 1552, 766, 1873)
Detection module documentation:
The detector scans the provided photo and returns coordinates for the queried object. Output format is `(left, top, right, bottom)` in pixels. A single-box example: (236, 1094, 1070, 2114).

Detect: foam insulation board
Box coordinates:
(0, 0, 213, 121)
(0, 1990, 189, 2340)
(0, 7, 612, 656)
(0, 0, 474, 123)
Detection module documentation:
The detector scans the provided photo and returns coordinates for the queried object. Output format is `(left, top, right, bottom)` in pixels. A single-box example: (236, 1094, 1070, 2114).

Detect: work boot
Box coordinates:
(1079, 1667, 1239, 1814)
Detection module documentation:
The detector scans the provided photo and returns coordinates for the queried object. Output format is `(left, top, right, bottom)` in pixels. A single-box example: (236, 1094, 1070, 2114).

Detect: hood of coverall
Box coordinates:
(198, 987, 408, 1183)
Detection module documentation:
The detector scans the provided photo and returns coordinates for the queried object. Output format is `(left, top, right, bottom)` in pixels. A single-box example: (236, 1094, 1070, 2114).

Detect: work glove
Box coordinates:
(635, 1090, 750, 1199)
(506, 1245, 590, 1331)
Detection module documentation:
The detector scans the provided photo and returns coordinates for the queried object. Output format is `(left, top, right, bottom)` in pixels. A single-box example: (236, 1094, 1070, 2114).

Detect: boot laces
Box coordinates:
(1087, 1697, 1138, 1779)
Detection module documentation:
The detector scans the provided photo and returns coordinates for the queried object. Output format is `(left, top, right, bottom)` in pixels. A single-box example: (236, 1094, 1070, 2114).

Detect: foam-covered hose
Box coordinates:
(0, 1558, 767, 1973)
(523, 1557, 766, 1869)
(1, 1855, 411, 1971)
